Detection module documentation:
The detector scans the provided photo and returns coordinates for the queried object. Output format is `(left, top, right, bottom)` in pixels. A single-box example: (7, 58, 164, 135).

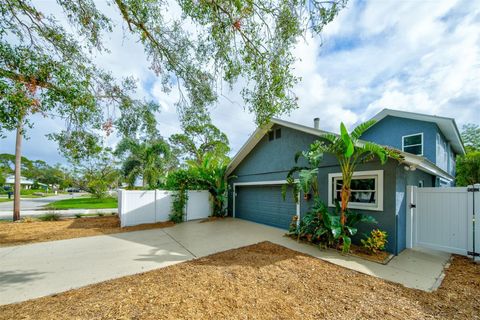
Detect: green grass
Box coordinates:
(0, 198, 12, 203)
(45, 197, 118, 210)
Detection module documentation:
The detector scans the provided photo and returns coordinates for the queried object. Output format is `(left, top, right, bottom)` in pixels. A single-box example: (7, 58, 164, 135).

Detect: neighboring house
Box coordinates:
(5, 175, 34, 189)
(226, 108, 465, 255)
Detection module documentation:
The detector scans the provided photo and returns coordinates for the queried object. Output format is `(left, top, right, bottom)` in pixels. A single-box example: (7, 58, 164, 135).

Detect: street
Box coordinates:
(0, 193, 84, 211)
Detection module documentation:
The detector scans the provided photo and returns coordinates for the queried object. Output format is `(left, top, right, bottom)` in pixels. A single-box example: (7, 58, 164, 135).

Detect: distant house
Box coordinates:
(226, 108, 465, 255)
(5, 175, 35, 189)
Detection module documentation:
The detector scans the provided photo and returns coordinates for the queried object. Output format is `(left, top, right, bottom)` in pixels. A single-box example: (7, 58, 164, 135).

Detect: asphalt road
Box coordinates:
(0, 193, 85, 211)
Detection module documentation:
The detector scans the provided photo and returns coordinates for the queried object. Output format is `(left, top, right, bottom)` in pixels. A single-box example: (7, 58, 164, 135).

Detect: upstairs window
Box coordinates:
(402, 133, 423, 155)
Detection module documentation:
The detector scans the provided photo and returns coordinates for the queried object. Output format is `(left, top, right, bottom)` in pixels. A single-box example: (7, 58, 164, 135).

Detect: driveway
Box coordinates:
(0, 218, 451, 305)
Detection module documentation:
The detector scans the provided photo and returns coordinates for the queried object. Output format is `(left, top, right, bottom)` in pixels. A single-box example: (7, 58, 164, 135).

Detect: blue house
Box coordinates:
(226, 109, 465, 254)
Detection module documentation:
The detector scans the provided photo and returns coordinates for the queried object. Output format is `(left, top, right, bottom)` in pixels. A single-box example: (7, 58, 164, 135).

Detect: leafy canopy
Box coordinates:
(1, 0, 347, 160)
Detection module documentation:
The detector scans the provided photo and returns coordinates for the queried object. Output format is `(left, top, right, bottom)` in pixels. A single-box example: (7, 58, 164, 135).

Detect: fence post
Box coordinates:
(118, 189, 125, 227)
(406, 186, 417, 249)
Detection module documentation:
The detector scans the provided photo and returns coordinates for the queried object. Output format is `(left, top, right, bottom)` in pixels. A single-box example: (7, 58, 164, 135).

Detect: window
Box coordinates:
(402, 133, 423, 155)
(275, 128, 282, 139)
(268, 131, 274, 141)
(328, 170, 384, 211)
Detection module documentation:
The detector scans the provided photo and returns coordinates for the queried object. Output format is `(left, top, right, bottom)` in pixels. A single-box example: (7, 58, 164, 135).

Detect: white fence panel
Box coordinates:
(407, 184, 479, 260)
(120, 190, 157, 227)
(155, 190, 173, 222)
(119, 189, 212, 227)
(186, 190, 211, 221)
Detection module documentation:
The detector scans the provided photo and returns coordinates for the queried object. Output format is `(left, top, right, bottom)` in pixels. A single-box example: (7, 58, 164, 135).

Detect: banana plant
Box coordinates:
(282, 148, 323, 202)
(311, 120, 401, 227)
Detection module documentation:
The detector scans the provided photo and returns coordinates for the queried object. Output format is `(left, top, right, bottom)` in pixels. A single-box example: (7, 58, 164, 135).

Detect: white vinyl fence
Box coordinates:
(406, 184, 479, 261)
(118, 189, 212, 227)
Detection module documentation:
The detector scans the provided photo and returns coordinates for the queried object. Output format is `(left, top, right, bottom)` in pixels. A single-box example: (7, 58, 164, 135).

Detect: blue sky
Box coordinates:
(1, 0, 479, 165)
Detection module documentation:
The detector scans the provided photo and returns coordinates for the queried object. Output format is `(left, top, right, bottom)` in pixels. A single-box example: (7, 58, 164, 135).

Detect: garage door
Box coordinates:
(235, 185, 297, 229)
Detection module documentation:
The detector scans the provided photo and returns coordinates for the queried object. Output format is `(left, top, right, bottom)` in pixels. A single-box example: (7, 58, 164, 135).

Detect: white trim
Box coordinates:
(402, 132, 423, 156)
(327, 170, 384, 211)
(232, 180, 300, 224)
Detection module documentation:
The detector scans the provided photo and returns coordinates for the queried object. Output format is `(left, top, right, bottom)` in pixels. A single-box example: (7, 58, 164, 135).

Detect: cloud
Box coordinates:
(1, 0, 479, 165)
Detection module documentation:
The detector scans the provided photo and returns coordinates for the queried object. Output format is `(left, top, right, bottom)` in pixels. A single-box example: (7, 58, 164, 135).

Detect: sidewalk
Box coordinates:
(0, 208, 118, 220)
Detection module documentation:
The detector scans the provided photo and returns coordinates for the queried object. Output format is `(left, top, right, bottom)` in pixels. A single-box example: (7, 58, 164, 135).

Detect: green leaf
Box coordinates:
(341, 235, 352, 253)
(340, 123, 354, 158)
(331, 227, 342, 239)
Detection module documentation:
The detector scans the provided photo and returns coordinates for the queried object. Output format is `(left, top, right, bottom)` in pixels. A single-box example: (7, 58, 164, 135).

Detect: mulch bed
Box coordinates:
(1, 241, 478, 319)
(0, 216, 174, 247)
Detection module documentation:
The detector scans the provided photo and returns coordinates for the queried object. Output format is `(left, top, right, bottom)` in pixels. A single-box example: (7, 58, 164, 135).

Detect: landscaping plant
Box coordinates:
(290, 198, 377, 252)
(187, 154, 230, 217)
(361, 229, 388, 254)
(38, 213, 61, 221)
(288, 120, 400, 251)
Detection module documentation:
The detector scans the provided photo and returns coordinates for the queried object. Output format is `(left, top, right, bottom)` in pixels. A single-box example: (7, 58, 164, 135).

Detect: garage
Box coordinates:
(234, 183, 298, 230)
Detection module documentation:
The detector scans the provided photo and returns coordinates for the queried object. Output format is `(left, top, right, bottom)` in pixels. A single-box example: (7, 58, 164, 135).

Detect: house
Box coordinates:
(226, 108, 465, 255)
(4, 175, 35, 189)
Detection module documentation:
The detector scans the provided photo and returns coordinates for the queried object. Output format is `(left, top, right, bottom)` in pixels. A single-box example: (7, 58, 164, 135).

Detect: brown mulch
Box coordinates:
(349, 244, 393, 264)
(0, 216, 174, 247)
(1, 242, 478, 320)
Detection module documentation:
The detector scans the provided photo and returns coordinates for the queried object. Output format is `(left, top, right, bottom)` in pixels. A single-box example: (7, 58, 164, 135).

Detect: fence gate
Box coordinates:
(406, 184, 479, 260)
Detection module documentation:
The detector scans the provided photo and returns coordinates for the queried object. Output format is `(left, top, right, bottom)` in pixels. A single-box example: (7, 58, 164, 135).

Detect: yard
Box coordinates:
(44, 196, 118, 209)
(0, 216, 173, 247)
(0, 241, 477, 319)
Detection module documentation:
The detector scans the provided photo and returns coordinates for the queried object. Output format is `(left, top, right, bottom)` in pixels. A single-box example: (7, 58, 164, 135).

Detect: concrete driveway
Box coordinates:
(0, 218, 451, 305)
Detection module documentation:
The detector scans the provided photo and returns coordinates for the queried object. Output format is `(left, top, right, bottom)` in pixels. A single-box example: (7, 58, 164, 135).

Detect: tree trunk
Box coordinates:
(340, 186, 350, 226)
(13, 119, 23, 221)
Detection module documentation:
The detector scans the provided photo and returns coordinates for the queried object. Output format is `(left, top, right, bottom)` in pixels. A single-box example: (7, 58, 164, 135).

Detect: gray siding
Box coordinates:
(361, 116, 446, 165)
(228, 124, 408, 254)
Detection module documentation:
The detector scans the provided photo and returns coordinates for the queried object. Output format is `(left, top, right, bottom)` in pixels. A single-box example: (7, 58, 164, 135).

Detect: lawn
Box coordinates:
(0, 198, 12, 203)
(0, 216, 174, 247)
(0, 242, 478, 319)
(44, 196, 118, 209)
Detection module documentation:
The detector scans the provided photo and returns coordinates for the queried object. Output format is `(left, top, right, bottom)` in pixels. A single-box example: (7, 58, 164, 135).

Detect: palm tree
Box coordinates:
(187, 153, 229, 216)
(312, 120, 400, 226)
(115, 137, 172, 189)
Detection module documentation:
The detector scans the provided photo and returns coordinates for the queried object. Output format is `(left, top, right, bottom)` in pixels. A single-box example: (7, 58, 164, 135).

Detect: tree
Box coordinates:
(1, 0, 346, 219)
(456, 152, 480, 186)
(169, 109, 230, 164)
(461, 123, 480, 152)
(456, 123, 480, 186)
(1, 2, 159, 220)
(73, 150, 120, 198)
(303, 121, 400, 251)
(115, 137, 172, 189)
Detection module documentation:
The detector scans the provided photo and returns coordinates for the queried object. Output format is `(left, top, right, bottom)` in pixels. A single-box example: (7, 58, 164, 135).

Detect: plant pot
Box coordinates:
(303, 193, 312, 201)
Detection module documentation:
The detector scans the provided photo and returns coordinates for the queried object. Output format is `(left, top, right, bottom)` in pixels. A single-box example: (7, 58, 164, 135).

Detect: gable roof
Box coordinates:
(226, 118, 454, 182)
(370, 108, 465, 155)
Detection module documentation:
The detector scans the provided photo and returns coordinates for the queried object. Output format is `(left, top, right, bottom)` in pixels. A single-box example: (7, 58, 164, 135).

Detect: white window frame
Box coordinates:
(402, 132, 423, 156)
(327, 170, 384, 211)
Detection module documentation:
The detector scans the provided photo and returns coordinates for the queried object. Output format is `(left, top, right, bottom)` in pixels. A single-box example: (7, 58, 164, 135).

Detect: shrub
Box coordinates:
(38, 213, 61, 221)
(361, 229, 388, 254)
(74, 214, 82, 219)
(169, 190, 187, 223)
(21, 216, 37, 223)
(290, 198, 377, 252)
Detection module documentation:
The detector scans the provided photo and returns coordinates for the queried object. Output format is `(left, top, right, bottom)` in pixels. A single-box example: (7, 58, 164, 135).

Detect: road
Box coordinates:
(0, 193, 85, 211)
